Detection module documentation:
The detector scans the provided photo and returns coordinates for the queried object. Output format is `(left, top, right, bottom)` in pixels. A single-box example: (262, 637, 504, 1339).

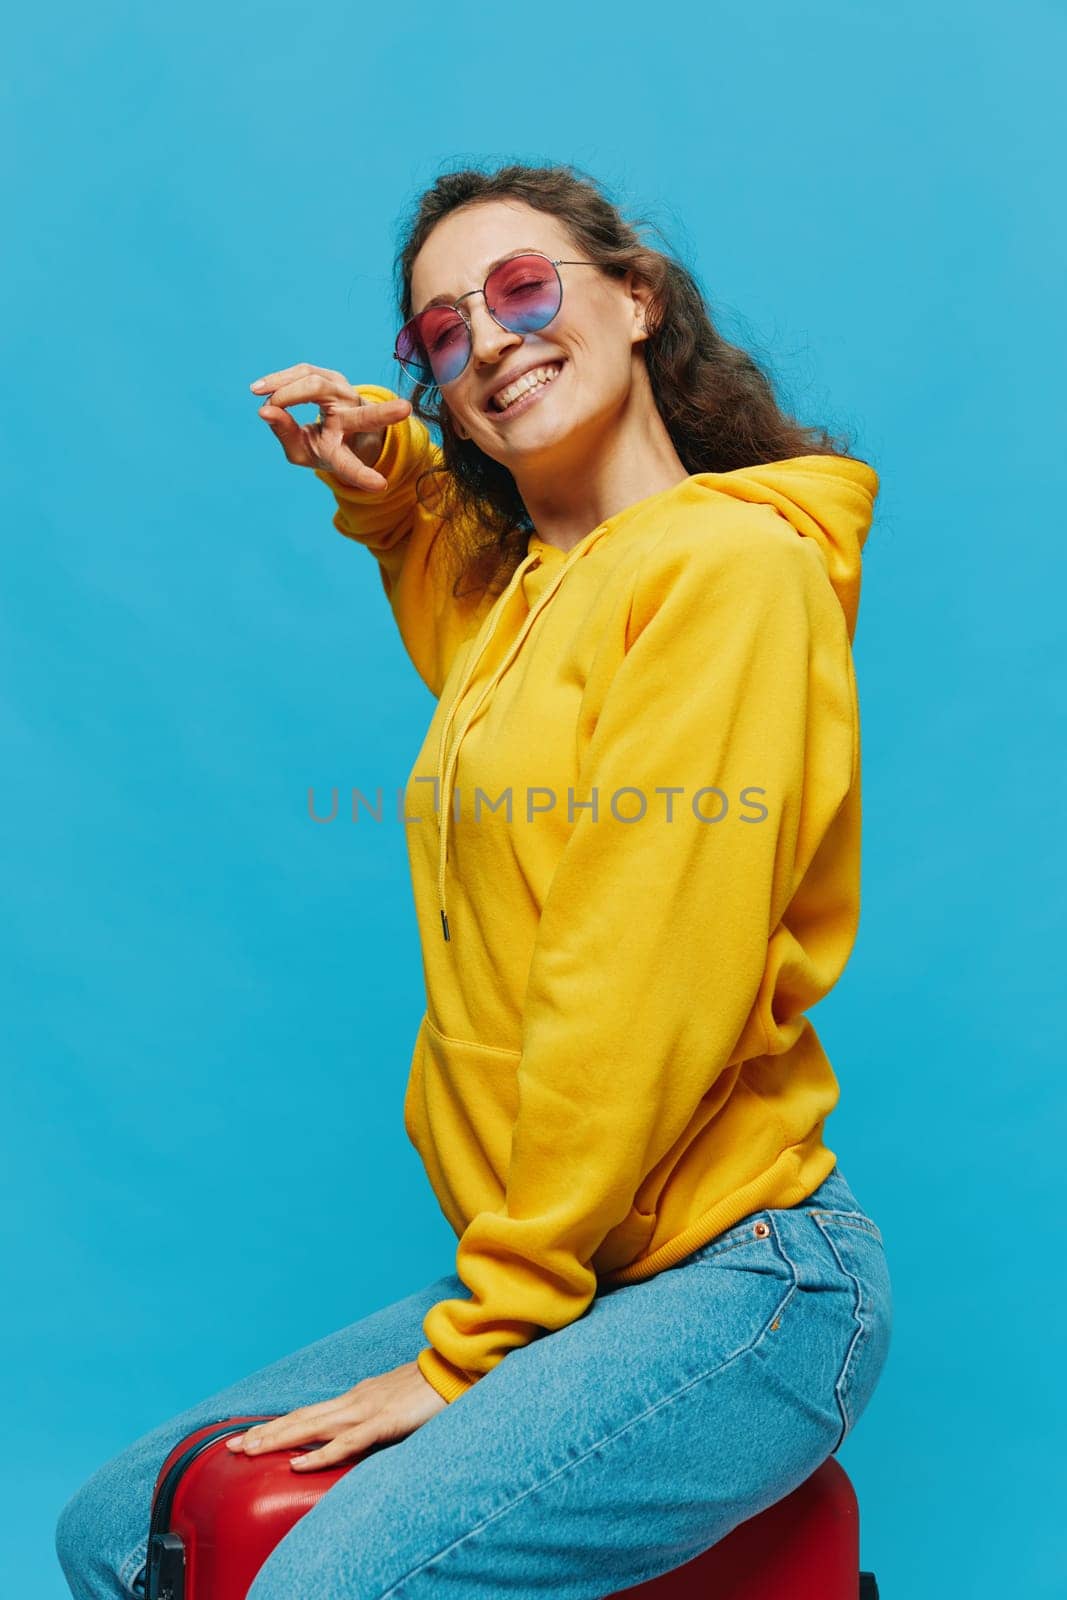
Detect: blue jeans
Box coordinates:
(55, 1165, 892, 1599)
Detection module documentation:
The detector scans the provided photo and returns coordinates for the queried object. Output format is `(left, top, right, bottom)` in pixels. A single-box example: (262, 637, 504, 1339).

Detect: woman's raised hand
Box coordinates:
(249, 363, 413, 492)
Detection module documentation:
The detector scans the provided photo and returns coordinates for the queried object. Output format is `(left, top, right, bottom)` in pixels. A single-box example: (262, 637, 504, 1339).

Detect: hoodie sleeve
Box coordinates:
(314, 384, 489, 698)
(414, 514, 859, 1403)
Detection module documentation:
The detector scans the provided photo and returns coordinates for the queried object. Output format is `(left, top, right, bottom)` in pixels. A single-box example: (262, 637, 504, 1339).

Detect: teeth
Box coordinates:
(492, 362, 563, 412)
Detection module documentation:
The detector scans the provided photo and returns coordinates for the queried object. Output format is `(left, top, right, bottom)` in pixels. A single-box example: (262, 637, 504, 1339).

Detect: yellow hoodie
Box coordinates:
(315, 384, 879, 1405)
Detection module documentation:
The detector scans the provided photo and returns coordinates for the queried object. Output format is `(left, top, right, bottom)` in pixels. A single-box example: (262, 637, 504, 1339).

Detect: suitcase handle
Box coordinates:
(146, 1532, 185, 1600)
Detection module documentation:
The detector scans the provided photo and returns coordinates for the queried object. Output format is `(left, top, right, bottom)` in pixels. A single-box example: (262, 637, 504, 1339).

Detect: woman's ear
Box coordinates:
(630, 276, 654, 344)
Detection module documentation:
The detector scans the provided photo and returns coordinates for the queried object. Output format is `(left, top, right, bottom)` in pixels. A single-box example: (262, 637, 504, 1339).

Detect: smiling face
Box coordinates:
(407, 199, 655, 474)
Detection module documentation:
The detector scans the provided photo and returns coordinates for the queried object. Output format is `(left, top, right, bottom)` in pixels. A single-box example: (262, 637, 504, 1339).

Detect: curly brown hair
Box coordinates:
(393, 161, 864, 601)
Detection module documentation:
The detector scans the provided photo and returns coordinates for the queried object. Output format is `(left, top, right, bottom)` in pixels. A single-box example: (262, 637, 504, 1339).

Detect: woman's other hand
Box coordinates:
(249, 363, 413, 492)
(223, 1359, 449, 1471)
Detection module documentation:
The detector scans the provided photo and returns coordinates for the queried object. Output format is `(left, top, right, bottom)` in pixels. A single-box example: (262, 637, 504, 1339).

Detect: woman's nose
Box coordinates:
(467, 297, 523, 367)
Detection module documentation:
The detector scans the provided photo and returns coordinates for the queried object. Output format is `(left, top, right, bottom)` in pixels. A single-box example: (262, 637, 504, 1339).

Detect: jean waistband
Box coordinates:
(666, 1162, 883, 1276)
(789, 1164, 871, 1221)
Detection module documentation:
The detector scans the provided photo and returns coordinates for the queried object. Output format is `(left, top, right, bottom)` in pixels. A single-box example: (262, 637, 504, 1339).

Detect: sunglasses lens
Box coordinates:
(486, 254, 562, 332)
(396, 306, 470, 387)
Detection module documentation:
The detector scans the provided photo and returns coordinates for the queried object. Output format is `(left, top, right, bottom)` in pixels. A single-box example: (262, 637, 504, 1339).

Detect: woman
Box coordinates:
(56, 162, 893, 1599)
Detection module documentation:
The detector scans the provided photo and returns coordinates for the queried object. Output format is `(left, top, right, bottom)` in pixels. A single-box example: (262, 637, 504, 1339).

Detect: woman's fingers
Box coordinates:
(253, 373, 350, 408)
(256, 404, 318, 468)
(250, 367, 408, 417)
(289, 1430, 371, 1471)
(226, 1398, 349, 1454)
(322, 438, 389, 492)
(250, 365, 411, 488)
(247, 362, 412, 426)
(250, 362, 346, 394)
(258, 408, 387, 489)
(223, 1366, 445, 1473)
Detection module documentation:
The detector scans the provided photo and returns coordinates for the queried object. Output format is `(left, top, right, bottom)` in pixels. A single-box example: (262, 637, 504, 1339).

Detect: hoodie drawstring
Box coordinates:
(435, 538, 607, 942)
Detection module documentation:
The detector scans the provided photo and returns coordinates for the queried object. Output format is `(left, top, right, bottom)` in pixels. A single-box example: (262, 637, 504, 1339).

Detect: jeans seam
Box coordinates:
(118, 1535, 149, 1596)
(806, 1208, 882, 1244)
(810, 1214, 867, 1451)
(376, 1279, 800, 1600)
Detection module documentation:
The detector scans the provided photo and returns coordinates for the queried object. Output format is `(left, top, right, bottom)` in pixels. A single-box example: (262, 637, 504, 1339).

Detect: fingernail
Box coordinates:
(250, 380, 267, 391)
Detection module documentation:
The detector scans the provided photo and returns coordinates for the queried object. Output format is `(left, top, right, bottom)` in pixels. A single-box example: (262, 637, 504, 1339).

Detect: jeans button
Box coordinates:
(753, 1221, 771, 1238)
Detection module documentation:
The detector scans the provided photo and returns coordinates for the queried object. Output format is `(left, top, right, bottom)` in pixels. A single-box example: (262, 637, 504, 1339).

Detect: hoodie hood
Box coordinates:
(692, 454, 878, 642)
(433, 454, 879, 943)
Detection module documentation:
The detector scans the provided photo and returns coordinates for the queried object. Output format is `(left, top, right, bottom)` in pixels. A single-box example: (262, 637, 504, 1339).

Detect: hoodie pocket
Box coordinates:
(404, 1013, 523, 1234)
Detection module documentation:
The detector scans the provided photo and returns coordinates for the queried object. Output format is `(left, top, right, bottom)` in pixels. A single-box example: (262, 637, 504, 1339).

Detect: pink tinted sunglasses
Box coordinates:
(394, 252, 598, 388)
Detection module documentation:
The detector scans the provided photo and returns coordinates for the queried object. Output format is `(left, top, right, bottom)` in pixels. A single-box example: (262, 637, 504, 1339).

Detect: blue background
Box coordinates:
(4, 2, 1064, 1595)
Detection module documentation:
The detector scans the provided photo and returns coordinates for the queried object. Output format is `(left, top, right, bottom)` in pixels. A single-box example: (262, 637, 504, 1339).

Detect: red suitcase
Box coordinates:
(147, 1412, 880, 1599)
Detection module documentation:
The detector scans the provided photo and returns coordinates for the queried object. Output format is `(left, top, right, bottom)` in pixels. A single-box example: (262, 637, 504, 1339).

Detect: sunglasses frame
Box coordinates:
(394, 253, 599, 389)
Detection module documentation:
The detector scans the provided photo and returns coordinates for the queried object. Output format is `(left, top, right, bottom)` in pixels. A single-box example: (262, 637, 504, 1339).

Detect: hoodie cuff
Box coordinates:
(416, 1345, 477, 1404)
